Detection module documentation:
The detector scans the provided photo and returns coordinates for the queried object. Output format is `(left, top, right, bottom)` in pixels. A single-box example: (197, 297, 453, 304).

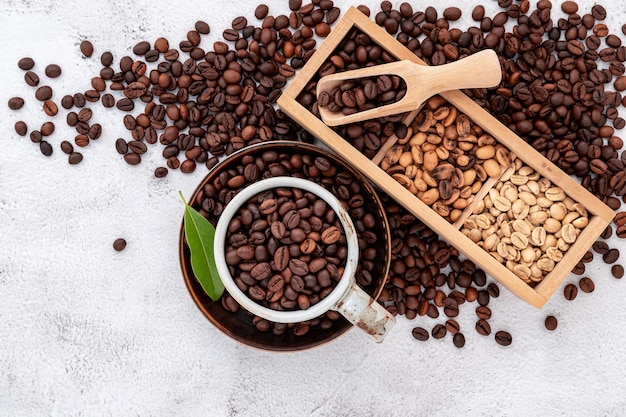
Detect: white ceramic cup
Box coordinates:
(213, 176, 395, 342)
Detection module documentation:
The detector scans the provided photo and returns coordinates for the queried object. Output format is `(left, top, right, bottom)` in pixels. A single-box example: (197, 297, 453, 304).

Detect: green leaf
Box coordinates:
(180, 191, 224, 301)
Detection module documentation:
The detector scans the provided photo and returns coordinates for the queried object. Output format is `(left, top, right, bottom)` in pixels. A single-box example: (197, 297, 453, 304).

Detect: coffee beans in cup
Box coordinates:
(223, 186, 347, 313)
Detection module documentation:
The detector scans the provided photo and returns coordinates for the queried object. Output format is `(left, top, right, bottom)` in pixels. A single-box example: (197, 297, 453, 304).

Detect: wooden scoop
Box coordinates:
(317, 49, 502, 126)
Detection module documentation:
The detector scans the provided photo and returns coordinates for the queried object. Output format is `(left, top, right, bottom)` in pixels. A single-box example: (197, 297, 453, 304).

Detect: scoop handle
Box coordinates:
(414, 49, 502, 97)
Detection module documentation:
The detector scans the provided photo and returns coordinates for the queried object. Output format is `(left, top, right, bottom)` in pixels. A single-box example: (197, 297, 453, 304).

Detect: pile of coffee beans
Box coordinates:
(461, 157, 589, 285)
(8, 1, 342, 173)
(224, 187, 347, 312)
(317, 74, 407, 115)
(378, 193, 514, 347)
(192, 144, 388, 337)
(380, 97, 512, 223)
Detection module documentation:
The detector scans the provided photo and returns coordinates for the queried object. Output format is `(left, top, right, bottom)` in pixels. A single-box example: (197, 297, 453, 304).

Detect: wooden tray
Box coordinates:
(277, 7, 615, 308)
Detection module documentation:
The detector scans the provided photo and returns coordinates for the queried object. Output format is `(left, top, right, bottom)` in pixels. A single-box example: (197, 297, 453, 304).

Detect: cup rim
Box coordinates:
(213, 176, 360, 323)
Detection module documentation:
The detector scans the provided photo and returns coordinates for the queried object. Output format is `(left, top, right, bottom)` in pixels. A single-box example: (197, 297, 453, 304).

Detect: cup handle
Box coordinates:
(334, 283, 396, 343)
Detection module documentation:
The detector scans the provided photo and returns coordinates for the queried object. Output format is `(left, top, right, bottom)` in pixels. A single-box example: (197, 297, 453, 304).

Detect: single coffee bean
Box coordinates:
(579, 277, 595, 293)
(476, 305, 492, 320)
(14, 121, 28, 136)
(8, 97, 24, 110)
(43, 100, 58, 116)
(611, 264, 624, 279)
(18, 57, 35, 70)
(431, 324, 447, 339)
(68, 152, 83, 165)
(445, 319, 460, 334)
(29, 130, 42, 143)
(24, 71, 39, 87)
(494, 330, 512, 346)
(45, 64, 62, 78)
(61, 95, 74, 109)
(39, 141, 53, 156)
(452, 332, 465, 348)
(487, 282, 500, 298)
(40, 121, 55, 136)
(80, 40, 94, 57)
(60, 141, 74, 154)
(35, 86, 53, 101)
(564, 283, 578, 300)
(148, 166, 166, 180)
(544, 315, 558, 331)
(475, 319, 491, 336)
(113, 238, 127, 251)
(604, 248, 620, 264)
(412, 326, 429, 341)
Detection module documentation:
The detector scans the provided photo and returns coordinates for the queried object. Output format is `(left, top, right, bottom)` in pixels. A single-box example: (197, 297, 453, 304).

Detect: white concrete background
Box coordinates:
(1, 0, 626, 416)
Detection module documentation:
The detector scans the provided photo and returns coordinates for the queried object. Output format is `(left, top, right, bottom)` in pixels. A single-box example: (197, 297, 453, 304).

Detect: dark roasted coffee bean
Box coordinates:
(60, 141, 74, 155)
(412, 326, 429, 341)
(40, 121, 54, 136)
(494, 330, 512, 346)
(545, 315, 558, 331)
(45, 64, 62, 78)
(18, 57, 35, 70)
(80, 40, 94, 57)
(113, 238, 127, 251)
(475, 319, 491, 336)
(43, 100, 58, 117)
(445, 319, 460, 334)
(431, 324, 447, 339)
(24, 71, 39, 86)
(14, 121, 27, 136)
(39, 141, 53, 156)
(612, 264, 624, 279)
(564, 283, 578, 300)
(452, 332, 465, 348)
(579, 277, 595, 293)
(29, 130, 42, 143)
(35, 86, 53, 101)
(476, 306, 492, 320)
(604, 248, 620, 264)
(8, 97, 24, 110)
(68, 152, 83, 165)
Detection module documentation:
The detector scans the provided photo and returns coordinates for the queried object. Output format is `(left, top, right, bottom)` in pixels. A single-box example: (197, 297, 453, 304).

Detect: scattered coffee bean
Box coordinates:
(45, 64, 62, 78)
(60, 141, 74, 155)
(39, 141, 53, 156)
(68, 152, 83, 165)
(475, 319, 491, 336)
(579, 277, 595, 293)
(35, 86, 53, 101)
(80, 40, 94, 57)
(24, 71, 39, 87)
(453, 332, 465, 348)
(14, 121, 28, 136)
(611, 264, 624, 279)
(564, 283, 578, 301)
(603, 248, 620, 264)
(544, 315, 558, 331)
(431, 324, 447, 339)
(113, 238, 127, 251)
(412, 326, 429, 341)
(8, 97, 24, 110)
(494, 330, 512, 346)
(18, 57, 35, 70)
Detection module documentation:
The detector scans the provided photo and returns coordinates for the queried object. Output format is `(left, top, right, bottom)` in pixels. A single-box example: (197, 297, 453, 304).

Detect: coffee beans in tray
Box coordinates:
(278, 7, 615, 308)
(462, 157, 589, 287)
(223, 187, 347, 312)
